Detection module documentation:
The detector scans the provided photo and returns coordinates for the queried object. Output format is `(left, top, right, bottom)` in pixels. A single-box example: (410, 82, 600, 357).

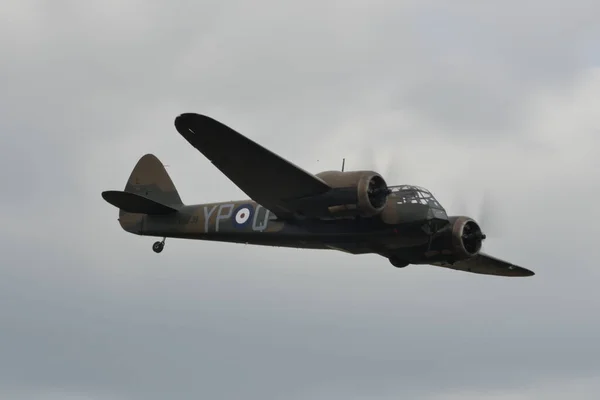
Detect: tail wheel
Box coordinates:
(152, 238, 165, 253)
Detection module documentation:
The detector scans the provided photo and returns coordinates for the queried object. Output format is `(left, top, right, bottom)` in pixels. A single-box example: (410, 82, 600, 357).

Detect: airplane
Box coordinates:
(101, 113, 534, 277)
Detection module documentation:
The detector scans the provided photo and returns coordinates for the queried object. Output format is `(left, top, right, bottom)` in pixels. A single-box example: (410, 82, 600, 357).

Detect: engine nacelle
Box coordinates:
(314, 170, 390, 218)
(444, 216, 486, 260)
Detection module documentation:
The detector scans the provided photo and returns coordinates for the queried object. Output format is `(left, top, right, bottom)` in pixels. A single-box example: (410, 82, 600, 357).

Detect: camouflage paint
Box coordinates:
(101, 113, 535, 277)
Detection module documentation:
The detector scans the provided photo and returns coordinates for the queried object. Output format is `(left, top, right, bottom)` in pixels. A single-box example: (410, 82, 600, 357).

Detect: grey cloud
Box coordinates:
(2, 0, 600, 399)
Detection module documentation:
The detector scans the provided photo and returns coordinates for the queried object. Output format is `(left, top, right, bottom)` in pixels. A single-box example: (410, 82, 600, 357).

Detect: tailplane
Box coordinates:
(101, 154, 183, 233)
(101, 190, 179, 215)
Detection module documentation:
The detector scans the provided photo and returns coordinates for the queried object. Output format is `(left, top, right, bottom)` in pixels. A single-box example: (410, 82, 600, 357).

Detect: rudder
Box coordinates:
(123, 153, 183, 206)
(102, 154, 184, 235)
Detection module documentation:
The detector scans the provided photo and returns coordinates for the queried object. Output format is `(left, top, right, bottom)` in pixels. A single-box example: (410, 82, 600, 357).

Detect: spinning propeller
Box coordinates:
(451, 189, 508, 255)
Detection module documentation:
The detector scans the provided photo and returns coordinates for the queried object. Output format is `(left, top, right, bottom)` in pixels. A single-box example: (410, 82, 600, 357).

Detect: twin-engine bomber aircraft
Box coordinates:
(101, 113, 534, 277)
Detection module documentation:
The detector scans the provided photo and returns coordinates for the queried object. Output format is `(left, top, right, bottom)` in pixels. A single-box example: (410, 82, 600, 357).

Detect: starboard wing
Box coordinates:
(429, 252, 534, 277)
(174, 113, 332, 218)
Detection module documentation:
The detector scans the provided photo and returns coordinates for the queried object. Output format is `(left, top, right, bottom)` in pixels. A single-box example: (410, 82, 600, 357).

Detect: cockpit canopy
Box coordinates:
(388, 185, 447, 219)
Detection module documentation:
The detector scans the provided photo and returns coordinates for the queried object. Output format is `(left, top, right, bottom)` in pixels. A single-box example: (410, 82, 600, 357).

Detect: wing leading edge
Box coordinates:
(174, 113, 331, 218)
(430, 252, 534, 277)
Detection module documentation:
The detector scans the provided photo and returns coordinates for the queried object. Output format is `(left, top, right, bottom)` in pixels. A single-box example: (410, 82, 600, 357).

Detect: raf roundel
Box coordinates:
(233, 204, 254, 228)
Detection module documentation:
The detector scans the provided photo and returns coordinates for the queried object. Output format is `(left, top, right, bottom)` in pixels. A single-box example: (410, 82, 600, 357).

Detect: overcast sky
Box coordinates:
(2, 1, 600, 399)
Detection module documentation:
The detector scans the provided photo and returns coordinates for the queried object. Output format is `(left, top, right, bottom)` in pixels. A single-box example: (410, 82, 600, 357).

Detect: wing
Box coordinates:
(174, 113, 332, 218)
(429, 252, 534, 277)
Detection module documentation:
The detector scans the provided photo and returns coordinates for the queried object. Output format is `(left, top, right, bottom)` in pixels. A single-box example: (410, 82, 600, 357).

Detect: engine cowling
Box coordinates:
(314, 170, 391, 217)
(445, 216, 486, 260)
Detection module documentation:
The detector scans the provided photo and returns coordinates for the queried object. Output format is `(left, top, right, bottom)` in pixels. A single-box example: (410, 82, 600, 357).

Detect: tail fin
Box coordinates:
(122, 153, 183, 206)
(102, 154, 183, 233)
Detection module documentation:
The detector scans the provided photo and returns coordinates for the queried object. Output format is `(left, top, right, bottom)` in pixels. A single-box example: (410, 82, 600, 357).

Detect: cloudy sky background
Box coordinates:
(2, 0, 600, 399)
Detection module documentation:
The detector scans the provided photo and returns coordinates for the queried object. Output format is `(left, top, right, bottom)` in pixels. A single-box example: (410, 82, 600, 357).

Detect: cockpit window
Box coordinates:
(388, 185, 445, 210)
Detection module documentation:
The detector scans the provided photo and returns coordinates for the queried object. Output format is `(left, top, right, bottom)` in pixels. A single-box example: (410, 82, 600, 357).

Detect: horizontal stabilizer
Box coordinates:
(101, 190, 179, 215)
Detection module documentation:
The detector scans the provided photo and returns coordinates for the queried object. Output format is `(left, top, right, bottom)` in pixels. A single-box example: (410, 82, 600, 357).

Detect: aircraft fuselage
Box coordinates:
(119, 198, 446, 261)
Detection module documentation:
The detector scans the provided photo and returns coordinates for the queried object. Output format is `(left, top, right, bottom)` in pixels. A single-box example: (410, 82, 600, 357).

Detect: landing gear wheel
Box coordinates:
(152, 238, 165, 254)
(389, 255, 409, 268)
(152, 242, 164, 253)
